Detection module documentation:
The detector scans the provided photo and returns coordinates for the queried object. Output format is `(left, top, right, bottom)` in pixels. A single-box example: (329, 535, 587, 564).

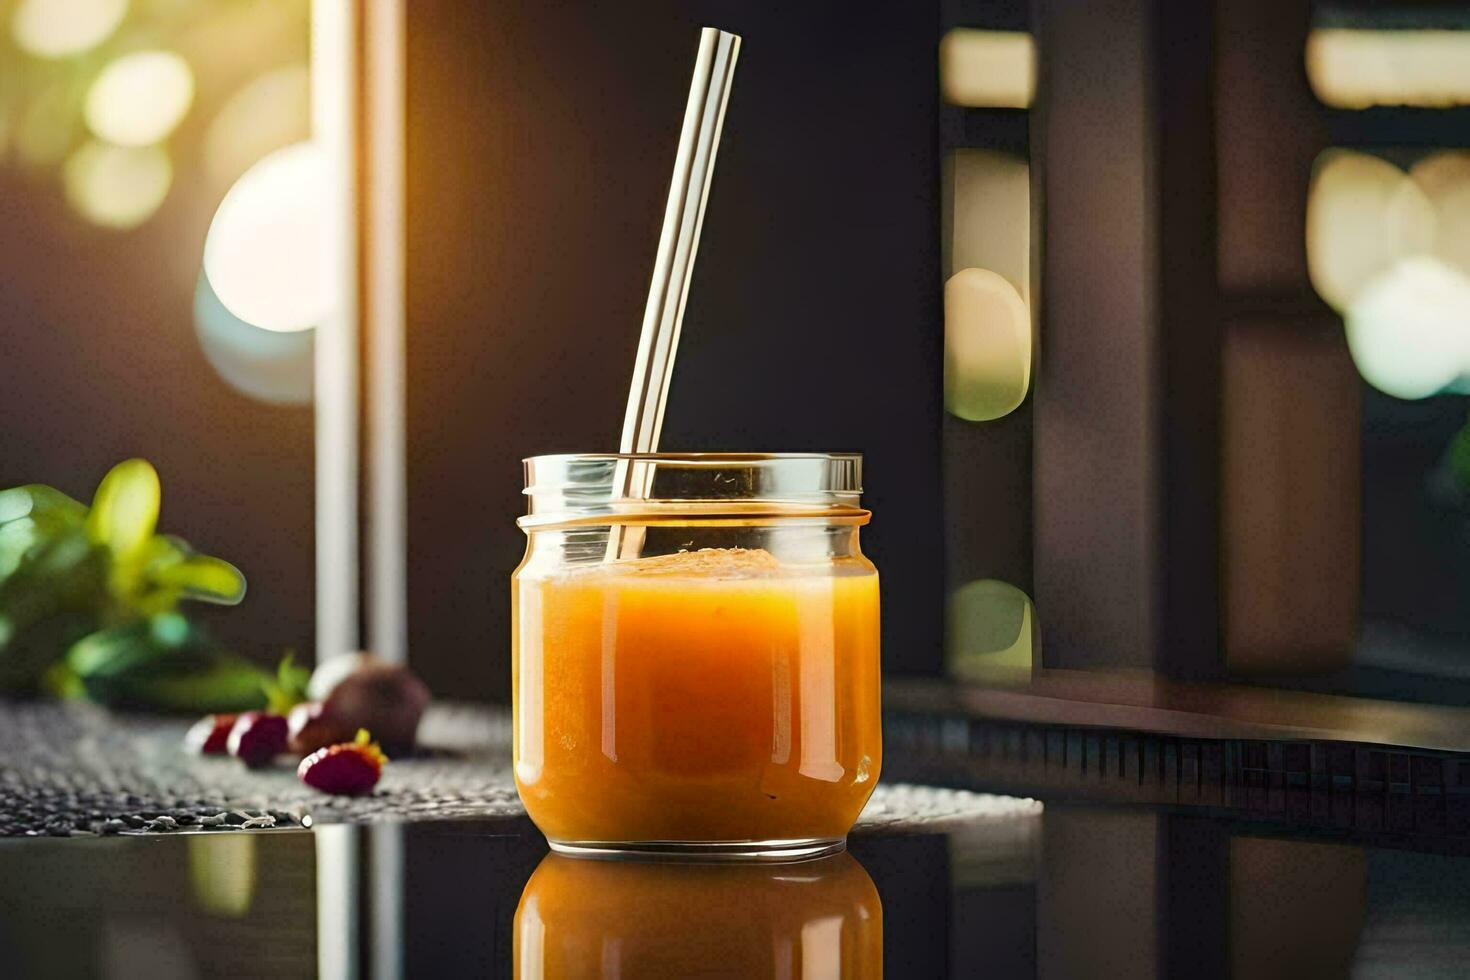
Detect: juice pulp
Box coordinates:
(515, 852, 883, 978)
(513, 547, 881, 844)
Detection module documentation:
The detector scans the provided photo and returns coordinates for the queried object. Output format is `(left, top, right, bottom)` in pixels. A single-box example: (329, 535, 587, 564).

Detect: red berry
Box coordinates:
(184, 714, 238, 755)
(227, 711, 288, 768)
(298, 730, 387, 795)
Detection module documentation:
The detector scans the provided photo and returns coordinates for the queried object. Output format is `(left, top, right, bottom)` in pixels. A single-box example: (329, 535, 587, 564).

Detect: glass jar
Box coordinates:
(513, 453, 882, 861)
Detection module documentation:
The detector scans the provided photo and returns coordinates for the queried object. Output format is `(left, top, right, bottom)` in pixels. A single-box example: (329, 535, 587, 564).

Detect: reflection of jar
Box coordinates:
(514, 853, 883, 979)
(513, 454, 882, 860)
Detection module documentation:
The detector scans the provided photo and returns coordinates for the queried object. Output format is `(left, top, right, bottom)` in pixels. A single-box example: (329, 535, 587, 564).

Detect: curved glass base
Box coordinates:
(547, 836, 847, 863)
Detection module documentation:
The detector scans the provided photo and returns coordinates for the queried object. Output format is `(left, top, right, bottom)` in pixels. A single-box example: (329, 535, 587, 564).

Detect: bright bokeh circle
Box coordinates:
(85, 50, 195, 147)
(203, 141, 334, 334)
(62, 140, 171, 229)
(203, 64, 310, 189)
(11, 0, 126, 59)
(1345, 257, 1470, 401)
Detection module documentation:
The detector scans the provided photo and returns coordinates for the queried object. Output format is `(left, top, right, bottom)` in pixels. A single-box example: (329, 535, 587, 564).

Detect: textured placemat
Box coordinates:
(0, 700, 1039, 837)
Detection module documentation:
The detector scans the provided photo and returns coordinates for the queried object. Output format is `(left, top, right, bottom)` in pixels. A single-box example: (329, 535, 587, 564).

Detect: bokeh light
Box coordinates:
(1410, 151, 1470, 279)
(11, 0, 127, 59)
(947, 579, 1036, 675)
(1308, 148, 1470, 400)
(1345, 256, 1470, 401)
(203, 141, 333, 334)
(1306, 150, 1434, 313)
(62, 140, 171, 229)
(194, 269, 313, 405)
(187, 833, 257, 918)
(15, 78, 86, 167)
(203, 64, 310, 190)
(946, 149, 1030, 303)
(84, 50, 194, 147)
(939, 29, 1035, 109)
(1307, 29, 1470, 109)
(944, 267, 1031, 422)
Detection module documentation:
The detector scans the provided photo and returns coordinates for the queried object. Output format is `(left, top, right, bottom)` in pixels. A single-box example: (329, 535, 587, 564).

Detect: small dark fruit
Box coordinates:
(309, 654, 429, 753)
(298, 730, 386, 795)
(306, 652, 376, 701)
(227, 711, 288, 768)
(184, 714, 238, 755)
(287, 701, 356, 756)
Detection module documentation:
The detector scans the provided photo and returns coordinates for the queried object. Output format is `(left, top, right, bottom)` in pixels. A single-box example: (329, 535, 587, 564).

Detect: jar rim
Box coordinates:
(520, 452, 865, 526)
(522, 451, 862, 465)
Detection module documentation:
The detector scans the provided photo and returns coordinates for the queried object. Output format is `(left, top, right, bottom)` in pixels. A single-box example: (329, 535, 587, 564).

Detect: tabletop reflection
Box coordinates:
(514, 852, 883, 979)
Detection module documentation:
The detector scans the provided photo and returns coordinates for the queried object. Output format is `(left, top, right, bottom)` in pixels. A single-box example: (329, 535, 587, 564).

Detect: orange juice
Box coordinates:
(515, 852, 883, 978)
(513, 547, 881, 850)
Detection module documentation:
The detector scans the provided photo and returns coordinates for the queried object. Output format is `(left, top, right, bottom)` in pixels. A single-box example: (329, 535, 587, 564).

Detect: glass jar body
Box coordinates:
(513, 474, 882, 860)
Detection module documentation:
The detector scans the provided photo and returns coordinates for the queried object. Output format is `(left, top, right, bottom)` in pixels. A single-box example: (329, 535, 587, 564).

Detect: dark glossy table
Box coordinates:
(5, 695, 1470, 977)
(3, 798, 1470, 977)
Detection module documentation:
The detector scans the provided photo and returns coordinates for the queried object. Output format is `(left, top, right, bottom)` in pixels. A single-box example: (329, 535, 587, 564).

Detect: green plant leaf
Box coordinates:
(68, 615, 179, 680)
(0, 611, 96, 695)
(0, 529, 105, 637)
(140, 533, 189, 567)
(0, 484, 86, 527)
(68, 616, 267, 713)
(0, 522, 38, 583)
(1448, 416, 1470, 491)
(0, 460, 252, 706)
(151, 556, 247, 605)
(42, 659, 84, 700)
(0, 486, 88, 581)
(261, 651, 309, 715)
(118, 661, 269, 715)
(86, 459, 161, 562)
(0, 529, 107, 690)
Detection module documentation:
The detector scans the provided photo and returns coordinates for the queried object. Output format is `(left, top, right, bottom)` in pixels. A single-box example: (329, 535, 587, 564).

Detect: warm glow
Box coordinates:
(1411, 151, 1470, 279)
(1308, 148, 1470, 398)
(11, 0, 126, 59)
(1345, 256, 1470, 400)
(188, 834, 257, 918)
(948, 579, 1035, 674)
(15, 81, 82, 166)
(194, 270, 314, 405)
(1307, 29, 1470, 109)
(203, 141, 333, 334)
(944, 267, 1031, 422)
(945, 150, 1029, 300)
(85, 50, 194, 147)
(1306, 149, 1433, 313)
(62, 140, 171, 229)
(939, 29, 1035, 109)
(203, 64, 310, 189)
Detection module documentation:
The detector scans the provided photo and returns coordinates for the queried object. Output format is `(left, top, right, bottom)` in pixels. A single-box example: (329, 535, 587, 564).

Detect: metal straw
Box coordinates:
(609, 27, 741, 560)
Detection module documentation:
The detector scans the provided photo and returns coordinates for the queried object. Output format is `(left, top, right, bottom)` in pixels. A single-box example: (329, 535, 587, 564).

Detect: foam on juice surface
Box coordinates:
(550, 547, 869, 585)
(613, 547, 784, 578)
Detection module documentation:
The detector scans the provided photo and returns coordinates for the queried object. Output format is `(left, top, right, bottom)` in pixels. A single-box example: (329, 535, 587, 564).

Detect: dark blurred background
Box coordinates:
(0, 1, 316, 666)
(0, 0, 946, 703)
(404, 1, 944, 701)
(7, 0, 1470, 709)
